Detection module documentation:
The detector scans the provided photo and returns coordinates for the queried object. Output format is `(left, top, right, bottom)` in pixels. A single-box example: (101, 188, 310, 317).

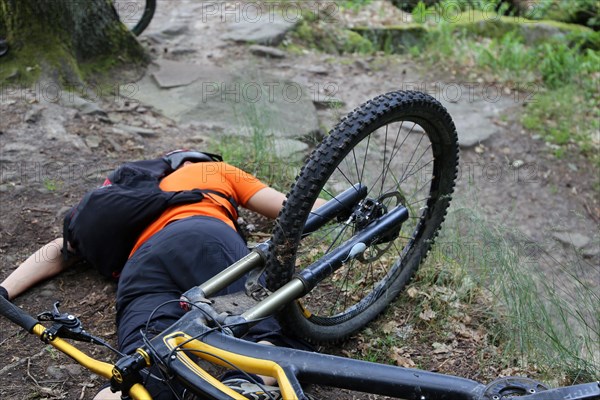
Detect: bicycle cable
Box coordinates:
(139, 298, 279, 399)
(138, 298, 235, 399)
(173, 347, 278, 400)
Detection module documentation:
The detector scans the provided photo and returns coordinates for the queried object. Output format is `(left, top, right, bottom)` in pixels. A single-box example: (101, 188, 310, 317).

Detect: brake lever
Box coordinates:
(37, 301, 95, 343)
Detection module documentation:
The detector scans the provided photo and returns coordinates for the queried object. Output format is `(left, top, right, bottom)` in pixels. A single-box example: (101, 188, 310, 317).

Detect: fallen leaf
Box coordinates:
(391, 353, 415, 368)
(419, 309, 436, 321)
(407, 286, 418, 298)
(381, 321, 397, 335)
(432, 342, 452, 354)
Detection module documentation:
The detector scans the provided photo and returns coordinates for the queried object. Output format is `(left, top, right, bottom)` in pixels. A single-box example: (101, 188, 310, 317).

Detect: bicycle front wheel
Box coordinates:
(113, 0, 156, 36)
(266, 91, 459, 343)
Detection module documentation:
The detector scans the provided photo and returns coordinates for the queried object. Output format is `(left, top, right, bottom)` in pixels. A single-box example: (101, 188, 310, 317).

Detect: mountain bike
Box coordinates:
(1, 91, 599, 400)
(113, 0, 156, 36)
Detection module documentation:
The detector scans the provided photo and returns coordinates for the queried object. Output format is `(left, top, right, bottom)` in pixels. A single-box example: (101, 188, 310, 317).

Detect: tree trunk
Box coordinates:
(0, 0, 148, 84)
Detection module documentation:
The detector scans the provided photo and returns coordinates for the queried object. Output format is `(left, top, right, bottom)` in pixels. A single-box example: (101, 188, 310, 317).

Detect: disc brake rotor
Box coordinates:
(357, 191, 405, 263)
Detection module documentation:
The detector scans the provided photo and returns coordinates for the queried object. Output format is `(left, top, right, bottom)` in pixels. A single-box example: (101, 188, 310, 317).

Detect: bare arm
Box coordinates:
(0, 238, 76, 300)
(245, 187, 328, 220)
(245, 187, 287, 219)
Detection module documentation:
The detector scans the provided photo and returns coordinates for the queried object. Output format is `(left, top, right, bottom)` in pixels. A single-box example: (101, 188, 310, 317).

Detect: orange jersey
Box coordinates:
(130, 162, 266, 255)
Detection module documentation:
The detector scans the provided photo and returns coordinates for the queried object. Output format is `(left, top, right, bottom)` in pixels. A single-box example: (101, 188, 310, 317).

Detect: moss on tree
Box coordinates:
(0, 0, 148, 86)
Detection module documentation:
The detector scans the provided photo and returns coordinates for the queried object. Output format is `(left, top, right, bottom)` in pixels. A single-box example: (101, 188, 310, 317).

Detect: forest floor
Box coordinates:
(0, 1, 598, 399)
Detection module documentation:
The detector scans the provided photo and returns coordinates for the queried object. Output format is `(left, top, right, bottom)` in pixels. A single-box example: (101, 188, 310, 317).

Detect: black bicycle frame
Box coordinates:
(145, 310, 600, 400)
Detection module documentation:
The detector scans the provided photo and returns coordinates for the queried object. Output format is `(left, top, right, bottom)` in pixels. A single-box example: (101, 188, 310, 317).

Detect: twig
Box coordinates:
(583, 199, 600, 224)
(23, 207, 53, 214)
(79, 383, 94, 400)
(0, 329, 21, 346)
(0, 347, 46, 375)
(26, 357, 40, 387)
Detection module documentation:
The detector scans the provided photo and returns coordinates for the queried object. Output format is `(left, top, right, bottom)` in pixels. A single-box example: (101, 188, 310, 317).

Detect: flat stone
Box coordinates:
(151, 59, 206, 89)
(40, 108, 89, 150)
(126, 63, 320, 141)
(161, 23, 189, 37)
(107, 112, 124, 123)
(170, 47, 198, 56)
(435, 86, 514, 148)
(62, 364, 84, 376)
(273, 138, 309, 161)
(307, 66, 329, 75)
(114, 124, 157, 138)
(249, 45, 287, 59)
(25, 105, 44, 123)
(221, 13, 298, 46)
(46, 365, 67, 380)
(2, 142, 37, 153)
(60, 94, 107, 116)
(85, 135, 102, 149)
(552, 232, 591, 249)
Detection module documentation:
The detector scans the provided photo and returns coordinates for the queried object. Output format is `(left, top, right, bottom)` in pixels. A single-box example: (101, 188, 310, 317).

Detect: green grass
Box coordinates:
(411, 22, 599, 166)
(208, 98, 300, 192)
(440, 203, 599, 384)
(350, 199, 599, 383)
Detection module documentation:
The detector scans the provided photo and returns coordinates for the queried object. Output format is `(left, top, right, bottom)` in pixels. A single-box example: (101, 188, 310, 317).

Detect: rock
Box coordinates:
(25, 105, 44, 123)
(582, 243, 600, 258)
(307, 66, 329, 75)
(107, 112, 124, 123)
(60, 94, 107, 117)
(512, 160, 525, 169)
(105, 136, 122, 152)
(3, 142, 38, 153)
(221, 13, 298, 46)
(161, 23, 189, 37)
(354, 59, 371, 71)
(62, 364, 84, 376)
(249, 45, 287, 59)
(5, 68, 20, 81)
(433, 86, 514, 148)
(46, 365, 67, 380)
(114, 124, 157, 138)
(170, 47, 198, 56)
(151, 59, 205, 89)
(111, 126, 136, 138)
(38, 107, 88, 151)
(552, 232, 591, 249)
(273, 138, 310, 162)
(127, 63, 320, 141)
(452, 11, 597, 48)
(85, 135, 102, 149)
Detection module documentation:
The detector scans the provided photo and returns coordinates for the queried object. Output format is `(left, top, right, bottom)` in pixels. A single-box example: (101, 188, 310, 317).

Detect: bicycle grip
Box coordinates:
(0, 295, 39, 332)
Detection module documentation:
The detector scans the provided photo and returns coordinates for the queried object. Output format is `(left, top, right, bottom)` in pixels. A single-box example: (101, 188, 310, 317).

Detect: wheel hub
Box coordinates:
(352, 192, 406, 263)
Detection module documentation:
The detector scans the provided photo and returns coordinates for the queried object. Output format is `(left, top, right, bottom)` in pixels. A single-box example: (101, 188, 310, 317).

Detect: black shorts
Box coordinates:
(116, 216, 249, 354)
(115, 216, 311, 399)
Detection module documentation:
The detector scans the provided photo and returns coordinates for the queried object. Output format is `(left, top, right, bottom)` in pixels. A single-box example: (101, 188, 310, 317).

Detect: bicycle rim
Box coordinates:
(267, 91, 459, 343)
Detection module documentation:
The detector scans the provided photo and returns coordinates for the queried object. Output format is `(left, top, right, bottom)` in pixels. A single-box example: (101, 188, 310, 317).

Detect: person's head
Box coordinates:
(163, 149, 221, 170)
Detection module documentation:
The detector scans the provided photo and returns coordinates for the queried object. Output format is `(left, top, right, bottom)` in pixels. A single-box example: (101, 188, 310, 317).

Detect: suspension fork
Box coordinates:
(184, 184, 368, 301)
(240, 205, 409, 322)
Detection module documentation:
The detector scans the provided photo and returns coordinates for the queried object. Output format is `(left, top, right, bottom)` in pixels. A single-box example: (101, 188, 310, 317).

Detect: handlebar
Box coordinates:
(1, 295, 599, 400)
(0, 296, 152, 399)
(0, 294, 38, 332)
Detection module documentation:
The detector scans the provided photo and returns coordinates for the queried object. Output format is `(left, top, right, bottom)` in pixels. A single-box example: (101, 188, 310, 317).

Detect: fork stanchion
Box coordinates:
(302, 183, 367, 236)
(298, 205, 409, 291)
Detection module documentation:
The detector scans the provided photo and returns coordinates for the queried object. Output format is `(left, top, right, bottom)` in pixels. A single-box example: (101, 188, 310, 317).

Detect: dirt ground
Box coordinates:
(1, 1, 598, 399)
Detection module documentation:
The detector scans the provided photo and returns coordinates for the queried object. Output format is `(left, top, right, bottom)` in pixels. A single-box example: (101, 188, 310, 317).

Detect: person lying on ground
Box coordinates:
(1, 153, 324, 400)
